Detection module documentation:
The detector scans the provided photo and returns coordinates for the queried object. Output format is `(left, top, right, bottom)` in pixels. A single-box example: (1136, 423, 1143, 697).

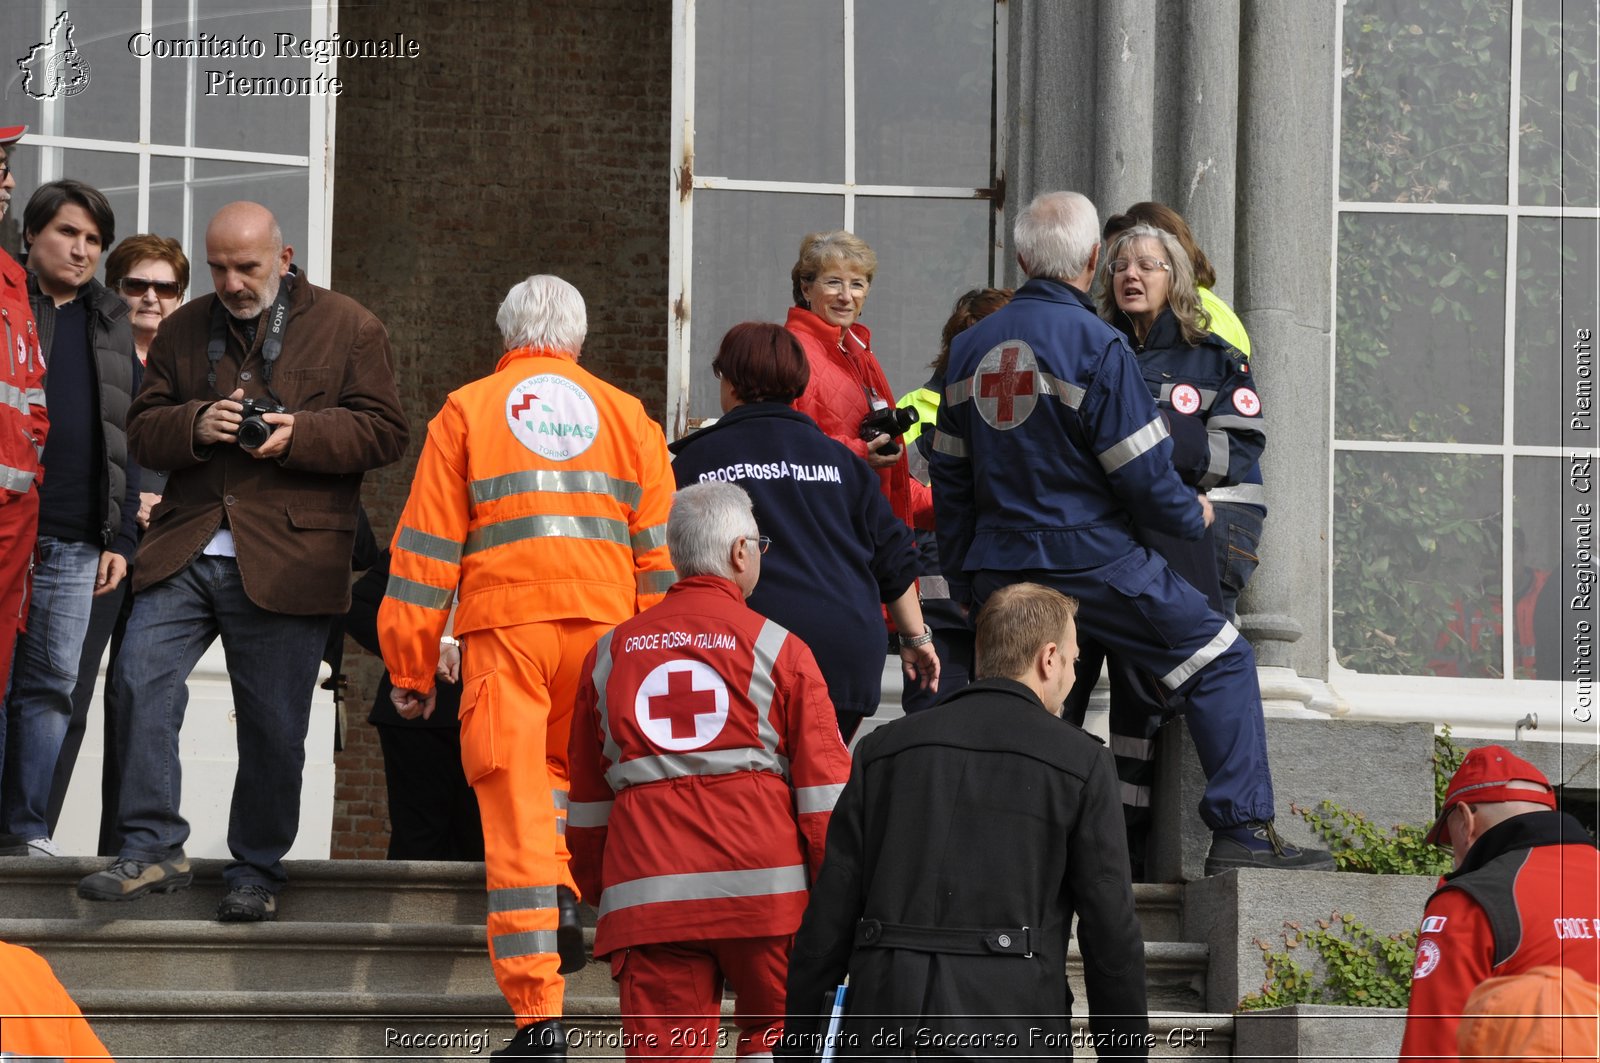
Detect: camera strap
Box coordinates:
(207, 267, 295, 406)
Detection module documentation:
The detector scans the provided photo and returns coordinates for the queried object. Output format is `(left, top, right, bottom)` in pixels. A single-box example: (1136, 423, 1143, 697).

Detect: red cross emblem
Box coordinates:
(634, 661, 728, 751)
(974, 341, 1039, 429)
(1171, 384, 1202, 415)
(1232, 388, 1261, 416)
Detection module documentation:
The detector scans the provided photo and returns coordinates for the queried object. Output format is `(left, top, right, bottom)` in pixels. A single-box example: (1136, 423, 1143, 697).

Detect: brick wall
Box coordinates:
(327, 0, 672, 858)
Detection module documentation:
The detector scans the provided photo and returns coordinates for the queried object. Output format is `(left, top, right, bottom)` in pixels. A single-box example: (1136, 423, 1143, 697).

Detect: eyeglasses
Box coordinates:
(815, 276, 869, 296)
(1110, 256, 1170, 275)
(117, 277, 184, 299)
(742, 535, 772, 555)
(0, 157, 10, 182)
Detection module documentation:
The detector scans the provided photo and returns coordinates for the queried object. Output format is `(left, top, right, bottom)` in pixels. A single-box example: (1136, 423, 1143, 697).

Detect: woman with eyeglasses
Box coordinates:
(1055, 224, 1265, 880)
(671, 322, 938, 742)
(48, 233, 189, 851)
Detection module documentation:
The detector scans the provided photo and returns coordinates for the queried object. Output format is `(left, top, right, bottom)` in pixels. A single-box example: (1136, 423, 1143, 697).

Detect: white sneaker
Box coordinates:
(24, 837, 61, 857)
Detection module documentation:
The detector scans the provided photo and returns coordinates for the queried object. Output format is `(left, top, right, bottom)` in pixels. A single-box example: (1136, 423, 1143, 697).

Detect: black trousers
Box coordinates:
(376, 723, 484, 861)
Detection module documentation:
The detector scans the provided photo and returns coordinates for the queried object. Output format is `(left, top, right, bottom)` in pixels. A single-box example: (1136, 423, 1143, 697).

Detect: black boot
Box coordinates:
(493, 1019, 568, 1058)
(556, 886, 586, 974)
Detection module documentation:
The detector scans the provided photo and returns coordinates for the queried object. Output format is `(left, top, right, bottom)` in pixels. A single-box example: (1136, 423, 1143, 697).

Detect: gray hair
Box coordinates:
(668, 482, 757, 580)
(496, 274, 588, 354)
(1013, 191, 1100, 281)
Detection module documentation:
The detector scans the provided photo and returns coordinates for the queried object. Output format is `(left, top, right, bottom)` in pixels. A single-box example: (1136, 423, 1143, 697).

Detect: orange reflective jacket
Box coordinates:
(380, 347, 676, 692)
(0, 942, 112, 1061)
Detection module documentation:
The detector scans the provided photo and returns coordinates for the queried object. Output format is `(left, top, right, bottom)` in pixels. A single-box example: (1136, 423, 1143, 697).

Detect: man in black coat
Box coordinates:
(782, 583, 1150, 1060)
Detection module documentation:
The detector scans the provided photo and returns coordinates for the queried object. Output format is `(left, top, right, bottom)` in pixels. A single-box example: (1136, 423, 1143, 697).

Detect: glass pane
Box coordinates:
(1519, 0, 1599, 208)
(852, 196, 992, 398)
(854, 0, 993, 188)
(145, 155, 195, 301)
(1511, 457, 1581, 681)
(1335, 212, 1506, 443)
(186, 159, 309, 291)
(1, 3, 140, 143)
(695, 0, 845, 183)
(149, 0, 314, 155)
(1515, 218, 1599, 447)
(688, 191, 843, 422)
(1333, 451, 1503, 676)
(1340, 0, 1511, 204)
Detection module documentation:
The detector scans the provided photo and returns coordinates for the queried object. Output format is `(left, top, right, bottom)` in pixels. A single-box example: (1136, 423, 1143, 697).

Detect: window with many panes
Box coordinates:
(0, 1, 336, 293)
(1332, 0, 1597, 686)
(667, 0, 1006, 438)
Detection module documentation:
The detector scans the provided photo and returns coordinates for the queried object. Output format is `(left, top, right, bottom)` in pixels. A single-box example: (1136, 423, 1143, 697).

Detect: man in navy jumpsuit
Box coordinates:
(929, 190, 1331, 875)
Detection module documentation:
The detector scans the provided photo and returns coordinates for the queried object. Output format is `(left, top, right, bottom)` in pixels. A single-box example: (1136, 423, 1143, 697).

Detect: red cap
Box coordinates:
(1425, 745, 1555, 846)
(0, 125, 25, 145)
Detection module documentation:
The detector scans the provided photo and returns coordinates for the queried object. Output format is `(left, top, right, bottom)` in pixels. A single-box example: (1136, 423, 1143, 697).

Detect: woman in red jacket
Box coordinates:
(784, 230, 932, 531)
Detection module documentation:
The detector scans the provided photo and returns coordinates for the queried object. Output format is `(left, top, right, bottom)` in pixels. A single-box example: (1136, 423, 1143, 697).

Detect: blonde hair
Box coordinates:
(1095, 224, 1210, 346)
(974, 583, 1079, 681)
(790, 230, 878, 307)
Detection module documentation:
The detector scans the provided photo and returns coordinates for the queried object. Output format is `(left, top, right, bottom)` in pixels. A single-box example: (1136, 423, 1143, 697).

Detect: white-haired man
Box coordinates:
(379, 274, 676, 1058)
(569, 481, 850, 1060)
(929, 190, 1330, 874)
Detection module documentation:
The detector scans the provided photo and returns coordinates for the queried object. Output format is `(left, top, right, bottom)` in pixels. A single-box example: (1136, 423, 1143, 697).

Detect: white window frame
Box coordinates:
(1328, 0, 1600, 734)
(20, 0, 338, 285)
(666, 0, 1008, 440)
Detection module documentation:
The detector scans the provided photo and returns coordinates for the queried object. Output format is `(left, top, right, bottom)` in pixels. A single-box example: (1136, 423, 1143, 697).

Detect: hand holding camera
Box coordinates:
(193, 387, 293, 457)
(859, 404, 918, 466)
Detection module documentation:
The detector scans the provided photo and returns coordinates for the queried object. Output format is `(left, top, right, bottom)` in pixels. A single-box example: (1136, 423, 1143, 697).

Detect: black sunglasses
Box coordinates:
(117, 277, 183, 299)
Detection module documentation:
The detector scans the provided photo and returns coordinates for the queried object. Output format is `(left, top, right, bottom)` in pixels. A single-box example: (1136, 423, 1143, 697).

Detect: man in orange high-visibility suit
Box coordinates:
(379, 274, 676, 1059)
(0, 940, 113, 1061)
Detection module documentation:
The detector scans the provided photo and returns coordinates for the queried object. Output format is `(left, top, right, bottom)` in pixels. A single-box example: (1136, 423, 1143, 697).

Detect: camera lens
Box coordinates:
(238, 415, 271, 449)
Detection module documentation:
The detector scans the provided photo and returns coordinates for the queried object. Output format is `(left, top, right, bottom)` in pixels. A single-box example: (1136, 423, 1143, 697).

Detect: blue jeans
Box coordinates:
(111, 555, 331, 891)
(2, 536, 100, 839)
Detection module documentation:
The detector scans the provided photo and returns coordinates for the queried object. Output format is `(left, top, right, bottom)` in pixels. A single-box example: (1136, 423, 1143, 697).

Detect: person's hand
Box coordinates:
(94, 551, 128, 597)
(196, 388, 246, 446)
(437, 640, 462, 684)
(136, 490, 162, 530)
(1198, 492, 1215, 528)
(246, 411, 295, 459)
(864, 432, 900, 468)
(900, 642, 940, 692)
(391, 686, 437, 721)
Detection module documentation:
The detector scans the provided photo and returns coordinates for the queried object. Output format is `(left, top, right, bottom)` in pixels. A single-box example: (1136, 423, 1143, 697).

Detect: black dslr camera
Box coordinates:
(858, 405, 919, 458)
(237, 398, 288, 449)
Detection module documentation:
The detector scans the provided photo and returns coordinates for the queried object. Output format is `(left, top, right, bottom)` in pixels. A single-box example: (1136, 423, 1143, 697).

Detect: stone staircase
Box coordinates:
(0, 857, 1233, 1061)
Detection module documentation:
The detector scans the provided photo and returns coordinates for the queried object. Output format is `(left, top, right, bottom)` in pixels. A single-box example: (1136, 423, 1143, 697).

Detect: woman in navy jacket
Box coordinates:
(671, 323, 936, 740)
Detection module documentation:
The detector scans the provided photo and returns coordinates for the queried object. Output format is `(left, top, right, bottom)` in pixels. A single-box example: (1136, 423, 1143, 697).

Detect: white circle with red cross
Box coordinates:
(1412, 939, 1441, 979)
(634, 660, 729, 751)
(973, 340, 1040, 430)
(505, 373, 600, 461)
(1170, 383, 1202, 415)
(1232, 387, 1261, 416)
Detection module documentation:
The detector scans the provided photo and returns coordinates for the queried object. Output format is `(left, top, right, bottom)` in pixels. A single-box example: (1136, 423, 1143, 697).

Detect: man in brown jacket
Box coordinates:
(77, 201, 408, 921)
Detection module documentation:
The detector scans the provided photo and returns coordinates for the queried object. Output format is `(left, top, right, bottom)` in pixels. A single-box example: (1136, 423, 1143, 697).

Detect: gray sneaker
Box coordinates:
(77, 854, 194, 901)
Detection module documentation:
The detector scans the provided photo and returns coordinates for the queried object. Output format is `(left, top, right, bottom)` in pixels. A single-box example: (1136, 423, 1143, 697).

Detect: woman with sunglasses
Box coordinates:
(47, 234, 189, 851)
(671, 322, 938, 742)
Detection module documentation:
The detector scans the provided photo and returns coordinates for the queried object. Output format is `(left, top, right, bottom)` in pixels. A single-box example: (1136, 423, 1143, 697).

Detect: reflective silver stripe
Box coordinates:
(555, 818, 566, 835)
(944, 377, 975, 405)
(1161, 622, 1240, 690)
(1206, 414, 1259, 432)
(492, 929, 560, 960)
(465, 513, 630, 554)
(1209, 483, 1267, 505)
(470, 468, 642, 508)
(631, 523, 667, 554)
(487, 885, 559, 914)
(748, 620, 787, 756)
(1110, 734, 1154, 760)
(1158, 383, 1218, 409)
(1036, 371, 1085, 409)
(598, 865, 809, 918)
(1121, 781, 1152, 808)
(1097, 417, 1169, 475)
(931, 430, 967, 457)
(0, 380, 29, 414)
(25, 387, 44, 407)
(795, 783, 844, 814)
(568, 800, 613, 828)
(592, 631, 622, 769)
(396, 525, 463, 564)
(384, 574, 453, 610)
(551, 790, 568, 811)
(606, 746, 790, 790)
(1198, 431, 1231, 489)
(0, 464, 36, 493)
(919, 575, 951, 601)
(637, 569, 678, 595)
